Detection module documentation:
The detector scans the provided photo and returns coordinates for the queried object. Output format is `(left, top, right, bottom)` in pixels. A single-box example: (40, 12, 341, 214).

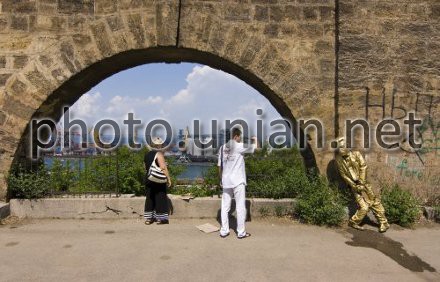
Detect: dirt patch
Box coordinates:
(0, 216, 22, 226)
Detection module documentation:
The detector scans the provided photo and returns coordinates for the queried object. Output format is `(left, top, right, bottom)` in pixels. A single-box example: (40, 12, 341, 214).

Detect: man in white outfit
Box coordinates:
(218, 128, 257, 239)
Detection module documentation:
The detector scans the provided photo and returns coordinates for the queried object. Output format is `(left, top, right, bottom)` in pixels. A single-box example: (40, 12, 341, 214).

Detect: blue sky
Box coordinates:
(67, 63, 284, 139)
(88, 63, 197, 100)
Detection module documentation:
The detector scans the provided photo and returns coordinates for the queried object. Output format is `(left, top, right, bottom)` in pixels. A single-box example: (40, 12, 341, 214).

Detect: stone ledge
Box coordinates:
(0, 201, 10, 219)
(423, 206, 440, 223)
(9, 195, 296, 219)
(10, 197, 439, 223)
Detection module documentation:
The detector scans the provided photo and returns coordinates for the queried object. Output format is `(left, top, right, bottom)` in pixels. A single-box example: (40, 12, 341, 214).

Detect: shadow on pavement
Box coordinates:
(345, 229, 437, 273)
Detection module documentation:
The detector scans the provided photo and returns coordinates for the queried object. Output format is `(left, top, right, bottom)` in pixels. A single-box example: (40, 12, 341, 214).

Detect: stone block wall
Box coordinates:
(338, 0, 439, 201)
(0, 0, 438, 201)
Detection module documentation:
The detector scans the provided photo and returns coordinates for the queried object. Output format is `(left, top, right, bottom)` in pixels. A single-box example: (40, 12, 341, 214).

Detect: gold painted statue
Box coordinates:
(335, 137, 390, 233)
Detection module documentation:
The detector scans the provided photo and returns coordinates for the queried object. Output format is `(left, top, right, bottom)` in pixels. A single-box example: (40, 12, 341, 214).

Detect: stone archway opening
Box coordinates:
(12, 47, 318, 183)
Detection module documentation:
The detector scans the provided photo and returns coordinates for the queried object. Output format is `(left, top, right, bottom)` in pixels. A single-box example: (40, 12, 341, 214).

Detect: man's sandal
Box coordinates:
(237, 233, 251, 239)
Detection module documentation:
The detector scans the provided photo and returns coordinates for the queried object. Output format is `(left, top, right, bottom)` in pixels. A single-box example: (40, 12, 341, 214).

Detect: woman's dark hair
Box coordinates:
(232, 128, 242, 138)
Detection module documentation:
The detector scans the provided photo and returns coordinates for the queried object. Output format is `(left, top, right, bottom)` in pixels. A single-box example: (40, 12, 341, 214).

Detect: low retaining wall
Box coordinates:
(424, 207, 440, 223)
(9, 195, 297, 219)
(0, 201, 10, 219)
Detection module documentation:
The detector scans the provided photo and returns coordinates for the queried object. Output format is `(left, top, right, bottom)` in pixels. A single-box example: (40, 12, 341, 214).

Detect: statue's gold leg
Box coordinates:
(370, 200, 389, 232)
(349, 194, 369, 230)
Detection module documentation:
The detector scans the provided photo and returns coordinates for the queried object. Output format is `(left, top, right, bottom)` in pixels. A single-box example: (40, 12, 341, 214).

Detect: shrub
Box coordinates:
(50, 159, 75, 192)
(295, 177, 345, 226)
(166, 158, 186, 188)
(168, 185, 217, 197)
(258, 206, 271, 217)
(70, 153, 120, 194)
(381, 184, 420, 227)
(203, 165, 220, 187)
(7, 165, 51, 199)
(202, 147, 310, 199)
(245, 148, 310, 199)
(274, 205, 286, 217)
(108, 147, 185, 195)
(434, 206, 440, 223)
(115, 147, 146, 195)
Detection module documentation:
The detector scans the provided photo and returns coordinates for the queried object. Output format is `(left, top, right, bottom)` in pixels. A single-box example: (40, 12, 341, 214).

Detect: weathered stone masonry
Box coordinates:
(0, 0, 438, 200)
(338, 0, 439, 201)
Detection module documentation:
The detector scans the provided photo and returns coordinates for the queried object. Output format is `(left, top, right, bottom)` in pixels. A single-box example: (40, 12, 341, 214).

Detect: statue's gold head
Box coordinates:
(336, 137, 349, 156)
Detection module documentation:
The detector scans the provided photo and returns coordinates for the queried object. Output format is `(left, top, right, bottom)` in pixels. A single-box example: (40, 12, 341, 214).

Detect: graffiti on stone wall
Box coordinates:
(395, 158, 423, 180)
(396, 116, 439, 165)
(387, 156, 440, 186)
(364, 87, 439, 165)
(365, 87, 437, 120)
(414, 117, 439, 154)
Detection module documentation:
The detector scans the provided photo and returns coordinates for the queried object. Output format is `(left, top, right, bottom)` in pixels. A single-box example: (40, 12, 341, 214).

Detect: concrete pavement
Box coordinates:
(0, 218, 439, 282)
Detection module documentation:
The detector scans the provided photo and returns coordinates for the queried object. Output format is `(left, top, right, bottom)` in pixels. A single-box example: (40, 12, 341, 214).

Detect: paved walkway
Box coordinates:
(0, 218, 439, 282)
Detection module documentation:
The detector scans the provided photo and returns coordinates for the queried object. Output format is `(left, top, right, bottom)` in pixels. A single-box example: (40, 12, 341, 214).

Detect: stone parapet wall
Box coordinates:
(9, 196, 296, 219)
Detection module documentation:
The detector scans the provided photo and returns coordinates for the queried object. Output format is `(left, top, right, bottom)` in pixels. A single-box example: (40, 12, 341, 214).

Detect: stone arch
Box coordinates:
(13, 46, 318, 172)
(0, 1, 336, 199)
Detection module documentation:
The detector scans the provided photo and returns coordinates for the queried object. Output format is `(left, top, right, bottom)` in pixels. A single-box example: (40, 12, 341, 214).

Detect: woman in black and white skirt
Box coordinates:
(144, 137, 171, 225)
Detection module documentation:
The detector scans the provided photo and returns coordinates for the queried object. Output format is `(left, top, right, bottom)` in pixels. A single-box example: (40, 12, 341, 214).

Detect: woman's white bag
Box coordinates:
(147, 153, 167, 184)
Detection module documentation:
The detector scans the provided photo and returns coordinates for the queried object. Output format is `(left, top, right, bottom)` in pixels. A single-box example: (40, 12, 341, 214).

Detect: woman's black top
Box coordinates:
(144, 151, 165, 187)
(144, 150, 159, 172)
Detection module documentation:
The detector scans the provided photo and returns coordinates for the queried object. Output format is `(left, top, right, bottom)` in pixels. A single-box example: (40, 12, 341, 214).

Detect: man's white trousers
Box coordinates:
(220, 183, 246, 237)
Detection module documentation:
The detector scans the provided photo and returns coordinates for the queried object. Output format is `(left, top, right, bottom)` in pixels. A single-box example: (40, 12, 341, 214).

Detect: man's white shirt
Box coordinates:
(217, 140, 256, 188)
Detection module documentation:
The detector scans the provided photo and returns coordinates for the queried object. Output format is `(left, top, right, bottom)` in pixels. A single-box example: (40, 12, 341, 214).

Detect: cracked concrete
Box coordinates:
(78, 205, 122, 216)
(0, 219, 439, 282)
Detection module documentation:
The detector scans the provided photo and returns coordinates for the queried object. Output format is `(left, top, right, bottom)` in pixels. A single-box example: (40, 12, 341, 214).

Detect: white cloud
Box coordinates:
(144, 96, 162, 104)
(69, 92, 102, 119)
(66, 65, 282, 136)
(159, 66, 282, 132)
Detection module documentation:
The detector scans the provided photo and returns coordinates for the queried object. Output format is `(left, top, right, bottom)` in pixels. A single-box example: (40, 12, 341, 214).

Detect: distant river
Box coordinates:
(43, 157, 213, 180)
(177, 163, 213, 180)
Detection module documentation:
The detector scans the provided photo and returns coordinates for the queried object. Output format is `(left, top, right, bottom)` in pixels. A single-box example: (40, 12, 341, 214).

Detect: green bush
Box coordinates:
(295, 177, 345, 226)
(9, 147, 190, 198)
(7, 165, 51, 199)
(258, 206, 271, 217)
(274, 205, 286, 217)
(168, 185, 217, 197)
(203, 165, 220, 187)
(70, 153, 119, 194)
(381, 184, 420, 227)
(202, 147, 310, 199)
(114, 147, 147, 195)
(245, 147, 310, 199)
(167, 158, 186, 188)
(50, 159, 75, 192)
(434, 206, 440, 223)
